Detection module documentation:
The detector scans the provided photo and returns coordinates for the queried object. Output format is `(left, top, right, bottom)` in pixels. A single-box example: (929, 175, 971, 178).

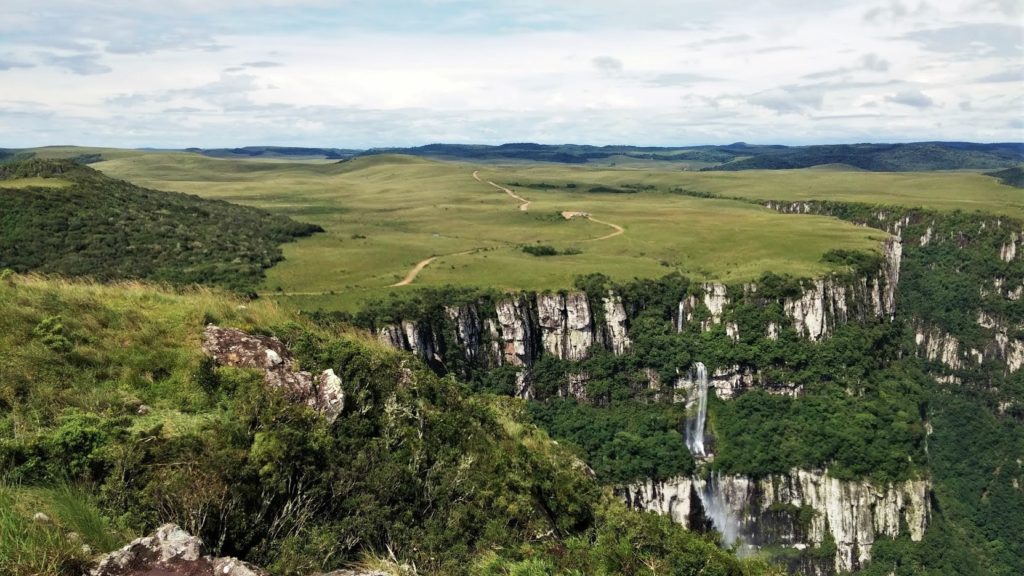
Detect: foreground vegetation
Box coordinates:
(0, 274, 778, 575)
(0, 159, 321, 292)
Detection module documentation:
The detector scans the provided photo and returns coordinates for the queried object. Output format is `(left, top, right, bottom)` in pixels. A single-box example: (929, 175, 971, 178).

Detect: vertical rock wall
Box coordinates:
(621, 470, 931, 574)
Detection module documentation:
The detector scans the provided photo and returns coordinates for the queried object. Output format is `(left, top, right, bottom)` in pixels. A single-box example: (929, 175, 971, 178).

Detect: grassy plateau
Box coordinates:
(92, 151, 906, 311)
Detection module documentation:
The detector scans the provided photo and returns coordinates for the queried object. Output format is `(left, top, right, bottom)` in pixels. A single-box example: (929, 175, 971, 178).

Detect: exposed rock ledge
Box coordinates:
(202, 325, 344, 422)
(92, 523, 267, 576)
(92, 524, 386, 576)
(621, 469, 930, 574)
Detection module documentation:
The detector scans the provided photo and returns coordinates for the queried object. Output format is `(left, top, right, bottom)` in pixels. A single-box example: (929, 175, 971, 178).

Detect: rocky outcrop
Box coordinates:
(376, 321, 441, 366)
(621, 470, 931, 574)
(375, 291, 623, 398)
(602, 292, 632, 354)
(202, 326, 344, 422)
(91, 525, 389, 576)
(1001, 232, 1019, 262)
(915, 326, 962, 371)
(677, 283, 729, 332)
(783, 237, 901, 341)
(675, 364, 802, 402)
(537, 291, 594, 361)
(496, 297, 535, 368)
(703, 283, 729, 326)
(446, 304, 483, 361)
(92, 523, 268, 576)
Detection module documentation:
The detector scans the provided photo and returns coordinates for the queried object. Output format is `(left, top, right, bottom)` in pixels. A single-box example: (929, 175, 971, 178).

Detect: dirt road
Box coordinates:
(390, 249, 476, 287)
(473, 170, 530, 211)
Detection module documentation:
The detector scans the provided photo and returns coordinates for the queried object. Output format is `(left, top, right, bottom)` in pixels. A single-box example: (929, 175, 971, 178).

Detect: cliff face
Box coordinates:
(621, 470, 931, 575)
(537, 292, 594, 361)
(764, 200, 1024, 382)
(376, 239, 904, 401)
(378, 291, 614, 397)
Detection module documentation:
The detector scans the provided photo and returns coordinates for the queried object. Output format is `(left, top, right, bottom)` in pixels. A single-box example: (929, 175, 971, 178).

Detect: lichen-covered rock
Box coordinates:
(202, 325, 343, 422)
(315, 369, 345, 423)
(91, 524, 268, 576)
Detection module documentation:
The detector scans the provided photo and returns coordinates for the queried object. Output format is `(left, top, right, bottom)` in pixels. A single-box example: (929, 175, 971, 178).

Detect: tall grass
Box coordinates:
(0, 481, 125, 576)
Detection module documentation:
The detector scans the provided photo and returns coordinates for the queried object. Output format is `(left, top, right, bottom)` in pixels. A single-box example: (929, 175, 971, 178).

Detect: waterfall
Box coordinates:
(677, 300, 684, 333)
(698, 472, 741, 547)
(683, 361, 744, 548)
(685, 362, 709, 456)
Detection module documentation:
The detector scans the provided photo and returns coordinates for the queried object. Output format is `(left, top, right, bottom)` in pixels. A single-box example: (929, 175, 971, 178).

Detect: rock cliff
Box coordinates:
(621, 470, 931, 575)
(377, 290, 613, 397)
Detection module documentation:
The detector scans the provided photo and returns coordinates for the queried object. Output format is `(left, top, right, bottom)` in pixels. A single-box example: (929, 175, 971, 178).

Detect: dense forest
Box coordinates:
(0, 159, 322, 291)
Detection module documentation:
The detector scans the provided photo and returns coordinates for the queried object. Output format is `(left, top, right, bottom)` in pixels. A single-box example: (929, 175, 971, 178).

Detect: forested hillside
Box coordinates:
(0, 159, 322, 291)
(0, 274, 777, 576)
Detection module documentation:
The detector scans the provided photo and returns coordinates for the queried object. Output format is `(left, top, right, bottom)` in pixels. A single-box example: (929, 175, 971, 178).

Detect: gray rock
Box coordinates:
(91, 523, 269, 576)
(201, 325, 344, 422)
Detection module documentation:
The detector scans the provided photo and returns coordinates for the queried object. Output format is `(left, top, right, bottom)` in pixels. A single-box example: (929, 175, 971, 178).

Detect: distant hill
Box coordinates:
(360, 142, 741, 165)
(190, 145, 361, 160)
(987, 166, 1024, 188)
(0, 159, 322, 290)
(703, 142, 1024, 171)
(349, 141, 1024, 171)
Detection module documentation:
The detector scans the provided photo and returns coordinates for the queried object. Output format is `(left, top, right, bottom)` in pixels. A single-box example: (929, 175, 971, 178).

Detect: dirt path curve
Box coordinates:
(586, 216, 625, 241)
(390, 249, 476, 287)
(473, 170, 530, 211)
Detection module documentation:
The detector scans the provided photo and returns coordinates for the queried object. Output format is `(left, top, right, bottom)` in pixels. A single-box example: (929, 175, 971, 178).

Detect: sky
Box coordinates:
(0, 0, 1022, 148)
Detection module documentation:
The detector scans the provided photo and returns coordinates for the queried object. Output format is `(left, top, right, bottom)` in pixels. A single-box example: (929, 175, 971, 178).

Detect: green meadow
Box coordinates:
(93, 152, 899, 310)
(0, 177, 70, 189)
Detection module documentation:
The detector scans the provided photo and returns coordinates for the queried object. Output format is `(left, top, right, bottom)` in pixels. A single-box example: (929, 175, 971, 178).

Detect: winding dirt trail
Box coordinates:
(473, 170, 530, 211)
(473, 170, 626, 242)
(586, 216, 625, 241)
(390, 249, 475, 287)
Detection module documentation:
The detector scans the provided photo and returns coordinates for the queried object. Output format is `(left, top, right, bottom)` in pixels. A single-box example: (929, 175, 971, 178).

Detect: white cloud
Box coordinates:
(0, 0, 1019, 146)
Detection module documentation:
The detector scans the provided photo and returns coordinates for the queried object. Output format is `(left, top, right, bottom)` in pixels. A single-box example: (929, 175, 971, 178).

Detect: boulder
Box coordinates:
(91, 523, 270, 576)
(201, 325, 344, 422)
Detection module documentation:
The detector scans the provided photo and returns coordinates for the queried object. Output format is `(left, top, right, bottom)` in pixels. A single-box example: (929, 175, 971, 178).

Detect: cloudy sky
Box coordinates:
(1, 0, 1022, 147)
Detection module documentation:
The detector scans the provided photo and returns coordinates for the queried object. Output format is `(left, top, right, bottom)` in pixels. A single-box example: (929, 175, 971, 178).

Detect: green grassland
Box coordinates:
(496, 164, 1024, 218)
(0, 177, 70, 189)
(94, 153, 891, 311)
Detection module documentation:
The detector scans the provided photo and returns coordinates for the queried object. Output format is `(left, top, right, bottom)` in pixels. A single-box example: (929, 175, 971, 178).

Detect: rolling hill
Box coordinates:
(0, 159, 322, 291)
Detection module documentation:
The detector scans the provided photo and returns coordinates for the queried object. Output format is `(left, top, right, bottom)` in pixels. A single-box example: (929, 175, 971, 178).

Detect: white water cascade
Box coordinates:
(685, 362, 709, 457)
(700, 473, 741, 547)
(683, 361, 744, 549)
